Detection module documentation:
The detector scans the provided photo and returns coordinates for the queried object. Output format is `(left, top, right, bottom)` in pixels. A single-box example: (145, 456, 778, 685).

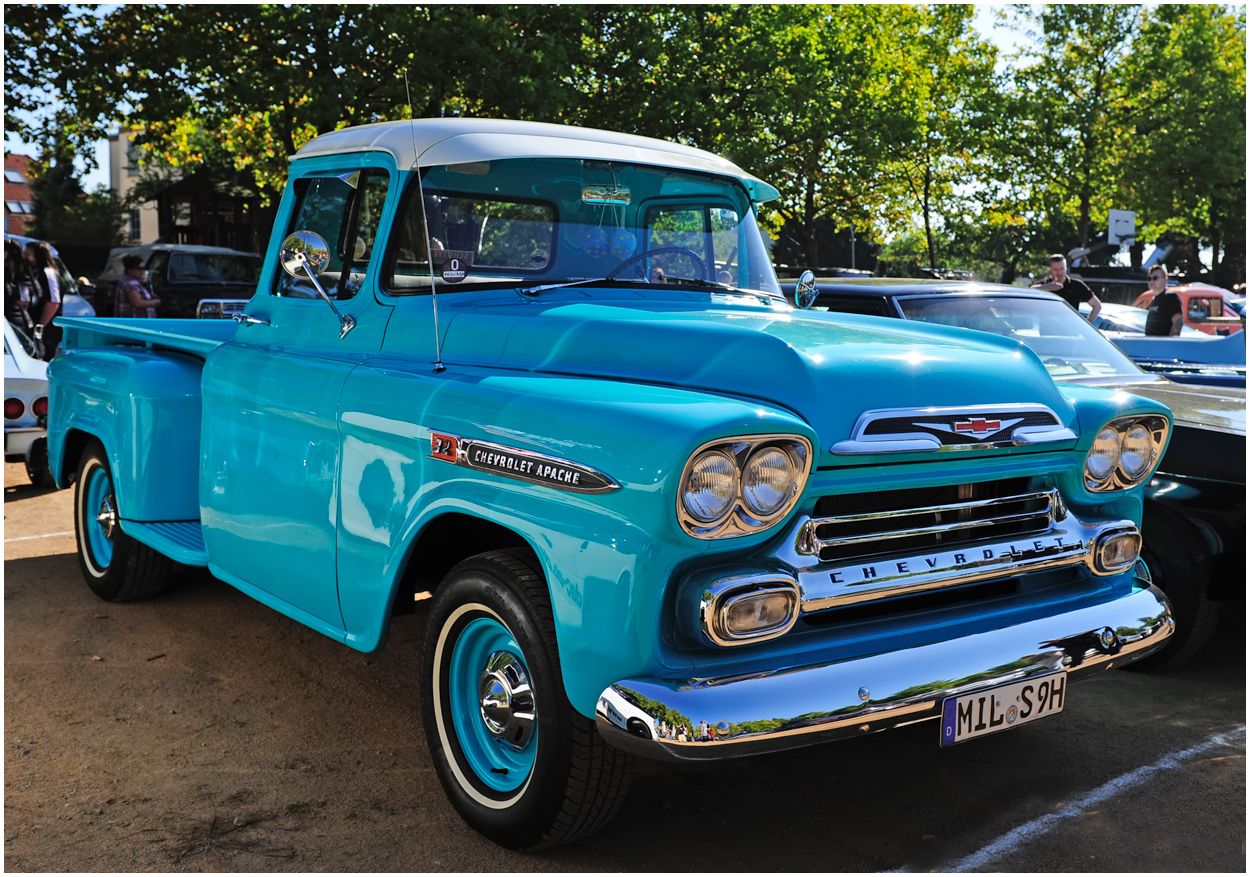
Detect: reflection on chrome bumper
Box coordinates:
(597, 583, 1172, 763)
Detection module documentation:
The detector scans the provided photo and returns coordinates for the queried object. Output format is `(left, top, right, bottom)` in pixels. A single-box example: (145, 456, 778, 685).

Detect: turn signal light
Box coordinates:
(1093, 529, 1141, 574)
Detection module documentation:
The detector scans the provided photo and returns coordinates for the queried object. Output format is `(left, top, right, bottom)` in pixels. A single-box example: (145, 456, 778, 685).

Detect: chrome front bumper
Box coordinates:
(596, 582, 1173, 762)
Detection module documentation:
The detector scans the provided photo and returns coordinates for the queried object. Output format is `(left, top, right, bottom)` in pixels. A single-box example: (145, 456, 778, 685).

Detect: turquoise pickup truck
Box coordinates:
(48, 118, 1175, 849)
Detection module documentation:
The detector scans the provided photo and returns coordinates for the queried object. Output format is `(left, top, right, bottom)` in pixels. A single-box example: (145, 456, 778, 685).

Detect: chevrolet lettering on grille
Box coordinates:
(825, 535, 1070, 588)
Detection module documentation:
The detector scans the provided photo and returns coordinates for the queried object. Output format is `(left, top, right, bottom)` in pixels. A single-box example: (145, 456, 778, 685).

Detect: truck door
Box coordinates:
(200, 167, 393, 636)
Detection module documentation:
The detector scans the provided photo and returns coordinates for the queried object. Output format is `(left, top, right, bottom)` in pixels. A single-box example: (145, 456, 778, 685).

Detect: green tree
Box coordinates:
(1117, 4, 1246, 285)
(1003, 4, 1142, 253)
(877, 5, 1000, 271)
(9, 5, 589, 199)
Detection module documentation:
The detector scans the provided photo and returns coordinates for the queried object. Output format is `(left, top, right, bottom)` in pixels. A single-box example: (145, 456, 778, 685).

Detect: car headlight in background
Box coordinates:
(1084, 415, 1170, 491)
(678, 434, 812, 538)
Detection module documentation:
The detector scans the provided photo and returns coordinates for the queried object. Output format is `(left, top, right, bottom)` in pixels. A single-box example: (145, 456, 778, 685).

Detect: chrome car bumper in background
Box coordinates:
(596, 582, 1172, 762)
(5, 427, 44, 457)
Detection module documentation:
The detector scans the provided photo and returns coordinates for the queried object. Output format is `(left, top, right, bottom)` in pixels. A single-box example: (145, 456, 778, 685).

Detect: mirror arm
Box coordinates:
(292, 252, 356, 338)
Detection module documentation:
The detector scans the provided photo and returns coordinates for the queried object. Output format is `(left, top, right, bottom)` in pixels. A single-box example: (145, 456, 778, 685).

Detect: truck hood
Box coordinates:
(439, 297, 1078, 452)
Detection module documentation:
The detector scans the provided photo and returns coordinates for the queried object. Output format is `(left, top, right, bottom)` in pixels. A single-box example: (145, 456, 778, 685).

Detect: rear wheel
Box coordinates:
(74, 440, 172, 602)
(1129, 504, 1220, 669)
(422, 549, 631, 849)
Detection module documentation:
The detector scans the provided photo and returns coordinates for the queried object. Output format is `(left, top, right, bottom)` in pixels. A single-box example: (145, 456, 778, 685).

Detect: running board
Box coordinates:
(120, 520, 209, 567)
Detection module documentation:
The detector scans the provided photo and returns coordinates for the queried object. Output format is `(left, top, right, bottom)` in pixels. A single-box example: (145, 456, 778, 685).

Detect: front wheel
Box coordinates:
(74, 440, 172, 602)
(1129, 505, 1220, 669)
(422, 549, 631, 849)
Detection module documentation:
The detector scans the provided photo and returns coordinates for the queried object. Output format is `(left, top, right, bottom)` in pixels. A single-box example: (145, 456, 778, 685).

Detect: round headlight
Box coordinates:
(741, 447, 796, 518)
(1086, 426, 1121, 482)
(682, 451, 738, 523)
(1119, 423, 1153, 479)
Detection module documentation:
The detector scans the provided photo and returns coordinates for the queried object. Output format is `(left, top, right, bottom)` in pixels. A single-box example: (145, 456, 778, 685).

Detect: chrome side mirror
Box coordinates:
(794, 270, 818, 310)
(279, 230, 355, 338)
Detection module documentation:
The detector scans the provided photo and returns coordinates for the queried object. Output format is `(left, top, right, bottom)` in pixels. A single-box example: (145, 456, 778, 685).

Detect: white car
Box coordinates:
(4, 317, 55, 485)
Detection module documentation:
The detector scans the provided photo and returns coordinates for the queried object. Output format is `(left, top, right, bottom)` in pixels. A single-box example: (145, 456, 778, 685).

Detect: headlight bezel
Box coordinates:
(678, 434, 812, 539)
(1083, 415, 1170, 492)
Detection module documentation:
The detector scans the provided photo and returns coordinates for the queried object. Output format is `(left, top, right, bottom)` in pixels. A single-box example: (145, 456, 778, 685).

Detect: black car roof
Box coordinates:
(807, 278, 1055, 299)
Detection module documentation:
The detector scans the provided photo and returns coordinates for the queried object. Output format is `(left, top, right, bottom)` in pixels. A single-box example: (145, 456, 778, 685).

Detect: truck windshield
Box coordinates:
(898, 295, 1146, 379)
(384, 157, 781, 298)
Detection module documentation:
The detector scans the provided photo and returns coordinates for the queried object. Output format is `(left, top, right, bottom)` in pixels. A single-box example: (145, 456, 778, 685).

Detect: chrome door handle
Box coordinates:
(231, 313, 271, 327)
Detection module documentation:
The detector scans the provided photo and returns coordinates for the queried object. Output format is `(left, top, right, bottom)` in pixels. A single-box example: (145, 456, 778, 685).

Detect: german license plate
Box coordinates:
(939, 672, 1066, 746)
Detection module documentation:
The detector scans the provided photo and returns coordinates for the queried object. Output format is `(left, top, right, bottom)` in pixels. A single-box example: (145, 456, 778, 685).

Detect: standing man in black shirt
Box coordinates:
(1033, 254, 1101, 323)
(1142, 265, 1183, 335)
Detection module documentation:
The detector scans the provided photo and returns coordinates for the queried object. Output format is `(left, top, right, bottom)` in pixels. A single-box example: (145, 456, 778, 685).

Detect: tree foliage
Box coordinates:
(4, 4, 1245, 283)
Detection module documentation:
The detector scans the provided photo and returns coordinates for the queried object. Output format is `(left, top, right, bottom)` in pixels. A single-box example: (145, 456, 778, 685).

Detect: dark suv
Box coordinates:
(94, 243, 261, 318)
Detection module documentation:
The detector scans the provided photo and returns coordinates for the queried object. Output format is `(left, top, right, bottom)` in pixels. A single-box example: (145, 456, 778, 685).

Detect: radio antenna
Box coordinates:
(405, 70, 445, 373)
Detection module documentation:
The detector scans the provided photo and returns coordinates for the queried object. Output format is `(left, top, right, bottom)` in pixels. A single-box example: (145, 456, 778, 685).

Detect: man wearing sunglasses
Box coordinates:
(1142, 265, 1183, 336)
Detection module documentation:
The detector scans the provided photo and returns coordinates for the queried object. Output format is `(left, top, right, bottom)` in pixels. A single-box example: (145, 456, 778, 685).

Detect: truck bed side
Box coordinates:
(57, 316, 238, 357)
(48, 318, 228, 525)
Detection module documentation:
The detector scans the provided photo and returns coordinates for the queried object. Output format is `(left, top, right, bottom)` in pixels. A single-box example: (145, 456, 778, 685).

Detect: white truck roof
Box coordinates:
(292, 117, 780, 203)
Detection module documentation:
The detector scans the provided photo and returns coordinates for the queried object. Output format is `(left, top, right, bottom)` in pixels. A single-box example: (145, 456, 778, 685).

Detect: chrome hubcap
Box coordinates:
(95, 495, 117, 540)
(478, 650, 535, 750)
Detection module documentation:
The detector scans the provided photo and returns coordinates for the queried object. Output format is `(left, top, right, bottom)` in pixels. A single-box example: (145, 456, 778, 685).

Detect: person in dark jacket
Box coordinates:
(1032, 254, 1101, 323)
(1142, 265, 1183, 336)
(4, 239, 40, 350)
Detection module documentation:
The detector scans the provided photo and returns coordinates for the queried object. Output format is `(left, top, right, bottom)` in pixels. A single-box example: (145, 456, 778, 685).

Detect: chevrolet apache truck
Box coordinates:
(48, 118, 1175, 849)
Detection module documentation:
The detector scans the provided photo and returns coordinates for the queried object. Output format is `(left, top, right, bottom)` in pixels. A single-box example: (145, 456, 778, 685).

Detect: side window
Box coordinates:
(276, 170, 390, 300)
(822, 297, 889, 317)
(146, 253, 167, 286)
(385, 185, 555, 293)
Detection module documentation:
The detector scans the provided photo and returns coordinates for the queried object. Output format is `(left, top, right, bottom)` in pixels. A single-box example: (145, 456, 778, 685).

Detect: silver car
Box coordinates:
(3, 317, 55, 485)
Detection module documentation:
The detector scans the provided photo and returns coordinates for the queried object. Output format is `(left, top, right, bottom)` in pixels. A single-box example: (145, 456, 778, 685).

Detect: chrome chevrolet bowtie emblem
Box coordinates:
(955, 418, 1001, 434)
(916, 417, 1023, 439)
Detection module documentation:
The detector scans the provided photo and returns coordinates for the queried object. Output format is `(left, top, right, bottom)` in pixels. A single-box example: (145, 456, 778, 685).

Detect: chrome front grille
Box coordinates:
(801, 479, 1058, 563)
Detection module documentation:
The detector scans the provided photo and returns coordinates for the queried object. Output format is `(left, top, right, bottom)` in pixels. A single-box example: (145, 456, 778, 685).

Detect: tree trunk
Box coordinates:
(923, 163, 936, 270)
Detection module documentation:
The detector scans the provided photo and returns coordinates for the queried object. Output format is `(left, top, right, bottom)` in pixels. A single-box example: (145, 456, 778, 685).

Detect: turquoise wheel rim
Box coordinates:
(84, 464, 115, 570)
(447, 616, 537, 794)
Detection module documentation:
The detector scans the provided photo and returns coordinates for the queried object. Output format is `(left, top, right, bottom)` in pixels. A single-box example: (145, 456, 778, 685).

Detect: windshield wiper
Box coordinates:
(517, 277, 630, 297)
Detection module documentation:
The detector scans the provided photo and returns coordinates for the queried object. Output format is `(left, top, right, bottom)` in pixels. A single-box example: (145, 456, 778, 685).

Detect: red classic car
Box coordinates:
(1133, 283, 1245, 336)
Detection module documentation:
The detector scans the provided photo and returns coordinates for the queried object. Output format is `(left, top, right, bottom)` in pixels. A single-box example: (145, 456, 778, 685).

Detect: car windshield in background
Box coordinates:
(898, 295, 1144, 379)
(385, 157, 781, 297)
(167, 253, 261, 284)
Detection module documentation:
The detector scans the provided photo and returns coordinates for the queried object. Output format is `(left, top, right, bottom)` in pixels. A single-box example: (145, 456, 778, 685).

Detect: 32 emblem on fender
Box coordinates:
(428, 432, 619, 494)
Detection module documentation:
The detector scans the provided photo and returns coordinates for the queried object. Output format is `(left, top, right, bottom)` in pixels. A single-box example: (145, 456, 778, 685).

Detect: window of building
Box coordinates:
(4, 169, 27, 184)
(126, 140, 141, 176)
(5, 201, 33, 214)
(128, 208, 142, 242)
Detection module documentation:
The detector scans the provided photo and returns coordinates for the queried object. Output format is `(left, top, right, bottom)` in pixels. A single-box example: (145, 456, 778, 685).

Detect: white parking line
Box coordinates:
(4, 531, 74, 543)
(909, 725, 1248, 873)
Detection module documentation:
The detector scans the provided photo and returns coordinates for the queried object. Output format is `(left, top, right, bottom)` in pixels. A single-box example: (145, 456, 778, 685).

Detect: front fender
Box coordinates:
(335, 363, 815, 715)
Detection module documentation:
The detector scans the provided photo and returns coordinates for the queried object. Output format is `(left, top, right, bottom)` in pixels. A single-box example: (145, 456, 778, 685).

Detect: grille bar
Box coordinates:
(814, 490, 1056, 528)
(799, 486, 1059, 561)
(812, 497, 1056, 550)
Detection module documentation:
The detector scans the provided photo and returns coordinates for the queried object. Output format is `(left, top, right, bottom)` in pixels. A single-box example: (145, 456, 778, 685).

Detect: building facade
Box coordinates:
(107, 129, 264, 252)
(4, 154, 35, 236)
(107, 130, 161, 244)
